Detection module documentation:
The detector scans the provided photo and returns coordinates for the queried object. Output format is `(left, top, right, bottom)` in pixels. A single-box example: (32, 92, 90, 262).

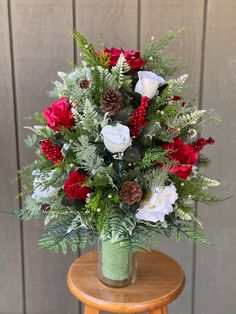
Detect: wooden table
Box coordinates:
(67, 250, 185, 314)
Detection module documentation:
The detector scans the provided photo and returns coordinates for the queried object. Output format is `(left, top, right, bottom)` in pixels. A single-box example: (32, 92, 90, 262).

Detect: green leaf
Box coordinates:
(72, 30, 99, 66)
(25, 112, 46, 124)
(138, 148, 169, 169)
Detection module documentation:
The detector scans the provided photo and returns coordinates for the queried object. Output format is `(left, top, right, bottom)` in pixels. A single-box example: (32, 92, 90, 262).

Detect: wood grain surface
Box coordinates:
(76, 0, 139, 51)
(67, 250, 185, 313)
(139, 2, 205, 313)
(0, 1, 235, 313)
(8, 1, 78, 314)
(195, 1, 236, 313)
(0, 1, 24, 313)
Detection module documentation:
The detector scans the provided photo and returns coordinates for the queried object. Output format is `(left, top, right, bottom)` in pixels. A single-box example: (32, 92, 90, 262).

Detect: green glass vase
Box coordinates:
(98, 237, 137, 288)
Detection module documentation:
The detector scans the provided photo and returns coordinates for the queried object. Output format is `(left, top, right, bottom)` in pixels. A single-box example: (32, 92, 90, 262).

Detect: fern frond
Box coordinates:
(131, 225, 161, 252)
(138, 148, 169, 169)
(174, 207, 192, 221)
(111, 54, 131, 88)
(171, 222, 208, 243)
(169, 110, 206, 129)
(197, 109, 222, 128)
(192, 191, 225, 204)
(198, 174, 220, 189)
(72, 137, 104, 175)
(39, 230, 78, 254)
(78, 99, 108, 140)
(79, 99, 100, 134)
(14, 196, 41, 220)
(168, 74, 189, 94)
(24, 134, 38, 148)
(97, 66, 116, 90)
(109, 213, 137, 241)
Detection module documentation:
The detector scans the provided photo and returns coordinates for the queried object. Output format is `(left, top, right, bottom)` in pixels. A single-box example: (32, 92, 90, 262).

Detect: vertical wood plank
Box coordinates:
(76, 0, 139, 247)
(76, 2, 138, 312)
(10, 1, 78, 314)
(76, 0, 139, 50)
(0, 0, 24, 313)
(195, 1, 236, 313)
(140, 1, 205, 314)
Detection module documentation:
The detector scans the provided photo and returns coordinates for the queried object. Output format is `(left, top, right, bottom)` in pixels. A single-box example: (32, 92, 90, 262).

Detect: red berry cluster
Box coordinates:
(172, 95, 181, 101)
(191, 137, 215, 151)
(129, 96, 150, 137)
(41, 139, 63, 164)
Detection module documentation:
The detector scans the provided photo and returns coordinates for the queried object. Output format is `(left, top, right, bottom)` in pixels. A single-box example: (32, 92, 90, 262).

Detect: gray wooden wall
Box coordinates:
(0, 1, 235, 314)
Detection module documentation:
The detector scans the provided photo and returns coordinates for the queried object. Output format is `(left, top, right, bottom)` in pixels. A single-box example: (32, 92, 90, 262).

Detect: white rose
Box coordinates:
(134, 71, 165, 99)
(101, 123, 132, 154)
(32, 170, 59, 201)
(135, 184, 178, 223)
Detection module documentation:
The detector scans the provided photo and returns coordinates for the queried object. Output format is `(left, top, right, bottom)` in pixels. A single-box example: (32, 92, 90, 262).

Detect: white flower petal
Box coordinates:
(134, 71, 165, 98)
(101, 123, 132, 153)
(135, 184, 178, 223)
(134, 80, 141, 94)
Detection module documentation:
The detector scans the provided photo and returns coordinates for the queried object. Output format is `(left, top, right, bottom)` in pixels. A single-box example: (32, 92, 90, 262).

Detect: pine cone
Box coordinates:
(120, 181, 143, 205)
(41, 203, 51, 213)
(100, 89, 124, 116)
(78, 79, 90, 89)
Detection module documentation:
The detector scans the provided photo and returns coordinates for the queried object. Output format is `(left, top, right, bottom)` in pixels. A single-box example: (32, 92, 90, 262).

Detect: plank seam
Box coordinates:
(198, 0, 208, 111)
(192, 1, 209, 314)
(73, 0, 78, 66)
(137, 0, 141, 50)
(7, 0, 26, 314)
(72, 2, 81, 313)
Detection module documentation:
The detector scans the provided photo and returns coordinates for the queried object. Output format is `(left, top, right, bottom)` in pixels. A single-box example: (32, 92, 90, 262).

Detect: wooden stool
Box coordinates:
(67, 250, 185, 314)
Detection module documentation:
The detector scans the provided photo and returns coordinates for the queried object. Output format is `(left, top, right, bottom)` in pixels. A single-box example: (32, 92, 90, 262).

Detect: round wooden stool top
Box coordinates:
(67, 250, 185, 313)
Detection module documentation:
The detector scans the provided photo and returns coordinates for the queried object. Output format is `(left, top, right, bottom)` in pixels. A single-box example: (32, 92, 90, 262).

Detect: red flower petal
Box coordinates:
(162, 137, 198, 179)
(43, 97, 74, 131)
(64, 170, 91, 201)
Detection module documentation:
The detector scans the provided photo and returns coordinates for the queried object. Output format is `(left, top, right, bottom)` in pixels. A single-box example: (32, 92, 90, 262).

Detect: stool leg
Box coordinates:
(162, 306, 168, 314)
(84, 305, 99, 314)
(148, 308, 163, 314)
(149, 307, 168, 314)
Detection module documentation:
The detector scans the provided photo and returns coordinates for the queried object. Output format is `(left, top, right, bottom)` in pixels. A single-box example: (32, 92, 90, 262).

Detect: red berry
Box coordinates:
(172, 95, 181, 101)
(192, 136, 215, 151)
(129, 96, 150, 137)
(41, 139, 63, 164)
(208, 137, 215, 145)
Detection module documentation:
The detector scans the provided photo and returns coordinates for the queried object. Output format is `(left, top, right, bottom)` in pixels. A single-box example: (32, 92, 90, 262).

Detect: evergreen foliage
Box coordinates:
(142, 30, 183, 77)
(72, 30, 99, 66)
(138, 148, 169, 169)
(111, 54, 131, 88)
(72, 137, 104, 175)
(14, 30, 223, 253)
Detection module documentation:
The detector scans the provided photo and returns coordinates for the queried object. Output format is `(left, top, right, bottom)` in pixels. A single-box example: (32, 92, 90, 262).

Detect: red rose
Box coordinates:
(124, 50, 146, 69)
(162, 138, 198, 179)
(103, 48, 123, 66)
(103, 48, 145, 70)
(64, 170, 91, 201)
(43, 97, 74, 131)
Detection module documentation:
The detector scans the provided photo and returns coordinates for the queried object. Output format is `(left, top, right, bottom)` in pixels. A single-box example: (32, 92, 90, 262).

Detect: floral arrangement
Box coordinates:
(16, 31, 223, 253)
